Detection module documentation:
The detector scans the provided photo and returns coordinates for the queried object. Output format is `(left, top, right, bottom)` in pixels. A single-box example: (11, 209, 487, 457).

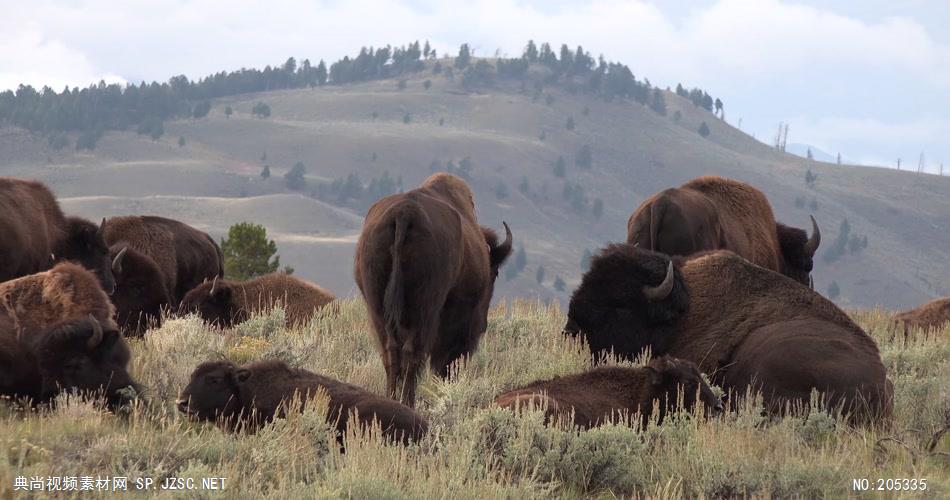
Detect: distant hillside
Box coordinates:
(1, 55, 947, 309)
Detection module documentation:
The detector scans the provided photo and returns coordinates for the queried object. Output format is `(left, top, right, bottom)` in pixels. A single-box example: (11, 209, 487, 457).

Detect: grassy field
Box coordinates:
(1, 301, 948, 498)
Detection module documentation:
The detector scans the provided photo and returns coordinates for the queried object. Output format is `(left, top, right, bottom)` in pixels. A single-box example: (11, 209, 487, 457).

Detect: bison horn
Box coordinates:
(498, 221, 513, 255)
(209, 275, 218, 295)
(112, 247, 128, 275)
(804, 215, 821, 257)
(87, 314, 104, 349)
(642, 261, 674, 302)
(97, 218, 106, 238)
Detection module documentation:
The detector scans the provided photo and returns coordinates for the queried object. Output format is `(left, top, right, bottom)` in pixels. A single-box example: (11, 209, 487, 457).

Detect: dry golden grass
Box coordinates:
(1, 300, 947, 498)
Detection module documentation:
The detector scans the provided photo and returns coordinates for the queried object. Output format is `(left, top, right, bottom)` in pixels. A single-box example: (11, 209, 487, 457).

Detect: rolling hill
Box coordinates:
(1, 58, 947, 309)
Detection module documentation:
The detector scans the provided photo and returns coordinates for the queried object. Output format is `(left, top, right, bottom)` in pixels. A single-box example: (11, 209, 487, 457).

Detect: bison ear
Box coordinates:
(211, 286, 232, 304)
(234, 369, 251, 383)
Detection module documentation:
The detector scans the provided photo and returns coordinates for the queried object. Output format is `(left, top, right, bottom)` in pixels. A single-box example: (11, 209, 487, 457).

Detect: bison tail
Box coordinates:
(382, 214, 416, 404)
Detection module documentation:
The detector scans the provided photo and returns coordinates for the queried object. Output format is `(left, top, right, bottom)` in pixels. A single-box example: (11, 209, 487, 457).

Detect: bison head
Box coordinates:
(32, 316, 139, 408)
(775, 215, 821, 286)
(178, 278, 238, 328)
(56, 217, 116, 295)
(177, 360, 247, 422)
(565, 244, 689, 360)
(110, 245, 172, 336)
(646, 356, 723, 421)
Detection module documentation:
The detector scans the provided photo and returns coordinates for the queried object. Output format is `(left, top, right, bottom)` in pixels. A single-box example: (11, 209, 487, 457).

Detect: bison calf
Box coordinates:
(495, 357, 722, 429)
(1, 315, 139, 408)
(178, 360, 429, 444)
(179, 274, 335, 328)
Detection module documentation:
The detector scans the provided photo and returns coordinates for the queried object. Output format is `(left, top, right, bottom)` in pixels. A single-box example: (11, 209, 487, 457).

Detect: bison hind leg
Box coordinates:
(397, 341, 424, 407)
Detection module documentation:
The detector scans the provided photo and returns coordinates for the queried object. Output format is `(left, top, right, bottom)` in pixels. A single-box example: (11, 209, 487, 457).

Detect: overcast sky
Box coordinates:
(1, 0, 947, 172)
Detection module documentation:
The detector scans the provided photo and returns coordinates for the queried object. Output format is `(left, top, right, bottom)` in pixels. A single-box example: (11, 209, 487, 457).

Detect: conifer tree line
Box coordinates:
(0, 39, 720, 148)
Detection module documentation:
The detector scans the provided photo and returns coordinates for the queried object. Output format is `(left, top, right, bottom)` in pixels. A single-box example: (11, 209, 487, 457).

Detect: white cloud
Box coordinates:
(0, 25, 126, 91)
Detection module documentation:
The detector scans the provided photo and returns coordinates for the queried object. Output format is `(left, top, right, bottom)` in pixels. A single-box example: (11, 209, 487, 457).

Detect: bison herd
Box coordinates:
(1, 173, 947, 447)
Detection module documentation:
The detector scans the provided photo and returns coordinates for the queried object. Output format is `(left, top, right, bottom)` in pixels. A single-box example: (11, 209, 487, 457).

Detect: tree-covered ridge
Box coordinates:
(0, 40, 720, 149)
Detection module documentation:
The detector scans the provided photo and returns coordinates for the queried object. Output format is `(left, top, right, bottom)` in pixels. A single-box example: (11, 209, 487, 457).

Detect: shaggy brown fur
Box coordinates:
(178, 360, 428, 445)
(0, 315, 42, 401)
(102, 215, 223, 302)
(0, 262, 118, 338)
(354, 173, 513, 406)
(0, 177, 115, 293)
(495, 357, 723, 429)
(627, 176, 819, 285)
(109, 244, 174, 335)
(893, 297, 950, 338)
(179, 273, 335, 328)
(566, 246, 892, 426)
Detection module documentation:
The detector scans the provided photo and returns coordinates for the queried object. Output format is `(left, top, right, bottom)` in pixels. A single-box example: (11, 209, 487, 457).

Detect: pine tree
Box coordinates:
(316, 60, 328, 85)
(221, 222, 282, 280)
(424, 79, 432, 90)
(178, 136, 185, 148)
(225, 105, 233, 119)
(827, 281, 840, 299)
(456, 43, 472, 69)
(261, 165, 271, 179)
(553, 276, 566, 292)
(580, 249, 593, 271)
(285, 161, 306, 190)
(524, 40, 538, 62)
(403, 112, 411, 124)
(536, 266, 545, 284)
(698, 121, 710, 138)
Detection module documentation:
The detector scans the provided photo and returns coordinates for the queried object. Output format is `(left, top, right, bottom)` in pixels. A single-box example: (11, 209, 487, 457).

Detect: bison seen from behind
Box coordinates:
(627, 176, 819, 286)
(355, 173, 512, 406)
(566, 245, 892, 426)
(495, 356, 722, 429)
(177, 360, 428, 445)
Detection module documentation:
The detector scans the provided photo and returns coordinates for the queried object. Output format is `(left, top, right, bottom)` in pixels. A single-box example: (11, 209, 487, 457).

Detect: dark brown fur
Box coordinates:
(627, 176, 818, 285)
(178, 360, 428, 445)
(893, 297, 950, 338)
(109, 244, 174, 335)
(179, 273, 335, 328)
(495, 357, 722, 429)
(102, 215, 223, 303)
(566, 246, 893, 426)
(0, 177, 115, 293)
(354, 173, 513, 406)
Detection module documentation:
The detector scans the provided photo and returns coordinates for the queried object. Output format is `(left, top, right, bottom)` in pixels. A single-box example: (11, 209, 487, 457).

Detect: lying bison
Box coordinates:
(0, 177, 115, 293)
(0, 262, 117, 335)
(565, 245, 892, 425)
(355, 173, 513, 406)
(179, 273, 335, 328)
(627, 176, 819, 286)
(1, 315, 139, 407)
(178, 360, 428, 444)
(103, 215, 223, 303)
(893, 297, 950, 338)
(108, 245, 173, 335)
(495, 356, 722, 429)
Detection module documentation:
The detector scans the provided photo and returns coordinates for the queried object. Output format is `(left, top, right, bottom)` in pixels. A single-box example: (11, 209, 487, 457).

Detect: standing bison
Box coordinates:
(1, 315, 139, 407)
(179, 273, 335, 328)
(102, 215, 224, 303)
(893, 297, 950, 338)
(495, 356, 722, 429)
(565, 245, 892, 425)
(626, 176, 820, 286)
(109, 245, 174, 335)
(0, 177, 115, 294)
(355, 173, 513, 406)
(178, 360, 429, 445)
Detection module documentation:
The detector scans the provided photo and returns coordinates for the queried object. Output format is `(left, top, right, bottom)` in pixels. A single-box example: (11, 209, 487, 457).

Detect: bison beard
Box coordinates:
(566, 245, 893, 426)
(355, 173, 512, 407)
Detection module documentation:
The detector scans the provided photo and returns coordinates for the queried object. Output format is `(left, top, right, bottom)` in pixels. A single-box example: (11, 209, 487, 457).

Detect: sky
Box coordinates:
(1, 0, 947, 172)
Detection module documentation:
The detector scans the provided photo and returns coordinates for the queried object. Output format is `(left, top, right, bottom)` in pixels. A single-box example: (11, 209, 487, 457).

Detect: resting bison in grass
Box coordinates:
(0, 262, 117, 335)
(179, 273, 335, 328)
(109, 245, 173, 335)
(627, 176, 820, 286)
(495, 356, 723, 429)
(893, 297, 950, 338)
(178, 360, 429, 445)
(565, 245, 892, 425)
(0, 177, 115, 293)
(102, 215, 223, 303)
(355, 173, 513, 406)
(1, 316, 139, 407)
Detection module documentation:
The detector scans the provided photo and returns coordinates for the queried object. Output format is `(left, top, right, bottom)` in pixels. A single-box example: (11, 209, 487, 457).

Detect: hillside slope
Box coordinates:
(1, 61, 947, 308)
